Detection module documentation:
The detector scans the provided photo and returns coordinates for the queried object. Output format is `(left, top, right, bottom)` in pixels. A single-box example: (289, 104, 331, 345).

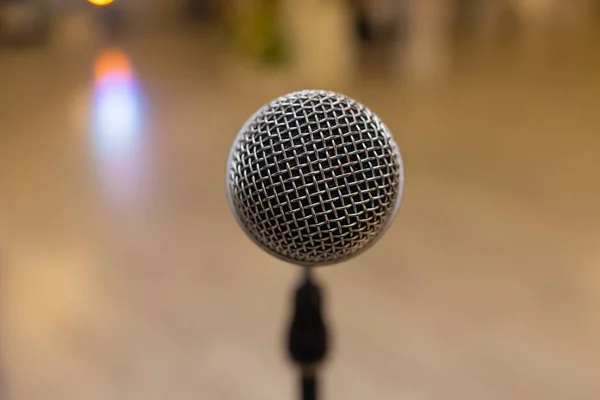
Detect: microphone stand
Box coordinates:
(287, 267, 329, 400)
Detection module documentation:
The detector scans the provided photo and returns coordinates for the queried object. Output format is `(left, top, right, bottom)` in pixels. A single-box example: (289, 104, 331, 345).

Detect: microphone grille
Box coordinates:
(227, 90, 403, 266)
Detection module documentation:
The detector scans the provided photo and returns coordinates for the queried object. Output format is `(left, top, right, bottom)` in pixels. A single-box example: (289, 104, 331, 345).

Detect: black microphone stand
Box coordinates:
(287, 267, 329, 400)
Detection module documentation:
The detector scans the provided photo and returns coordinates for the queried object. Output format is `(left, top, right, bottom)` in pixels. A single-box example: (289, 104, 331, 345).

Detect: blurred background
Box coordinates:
(1, 0, 600, 399)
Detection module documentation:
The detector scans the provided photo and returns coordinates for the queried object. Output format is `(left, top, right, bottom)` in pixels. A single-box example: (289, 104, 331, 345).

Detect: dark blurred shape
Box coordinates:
(352, 0, 402, 43)
(288, 275, 328, 365)
(88, 0, 125, 41)
(288, 272, 328, 400)
(0, 0, 53, 46)
(184, 0, 218, 22)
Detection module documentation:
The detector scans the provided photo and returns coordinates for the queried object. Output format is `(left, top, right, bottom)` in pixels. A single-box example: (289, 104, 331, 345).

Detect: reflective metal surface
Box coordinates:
(227, 90, 403, 266)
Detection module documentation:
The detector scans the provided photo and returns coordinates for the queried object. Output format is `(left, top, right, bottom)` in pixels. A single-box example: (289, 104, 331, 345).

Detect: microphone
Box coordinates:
(226, 90, 404, 399)
(227, 90, 404, 266)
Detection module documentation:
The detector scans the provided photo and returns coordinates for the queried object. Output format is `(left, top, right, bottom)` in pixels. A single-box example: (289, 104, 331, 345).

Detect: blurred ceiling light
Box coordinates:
(92, 48, 143, 159)
(88, 0, 115, 6)
(94, 48, 133, 85)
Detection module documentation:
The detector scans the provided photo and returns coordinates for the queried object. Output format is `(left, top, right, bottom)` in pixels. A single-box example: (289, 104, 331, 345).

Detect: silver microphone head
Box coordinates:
(226, 90, 404, 266)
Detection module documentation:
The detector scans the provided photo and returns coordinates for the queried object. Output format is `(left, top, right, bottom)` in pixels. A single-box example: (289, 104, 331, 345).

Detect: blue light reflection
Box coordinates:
(91, 50, 144, 160)
(90, 49, 147, 210)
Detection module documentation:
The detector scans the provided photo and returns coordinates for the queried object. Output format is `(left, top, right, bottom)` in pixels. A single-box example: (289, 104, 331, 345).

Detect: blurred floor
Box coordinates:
(1, 21, 600, 400)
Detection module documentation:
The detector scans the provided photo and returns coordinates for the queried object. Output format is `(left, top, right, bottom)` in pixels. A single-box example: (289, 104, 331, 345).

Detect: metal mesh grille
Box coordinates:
(227, 90, 403, 266)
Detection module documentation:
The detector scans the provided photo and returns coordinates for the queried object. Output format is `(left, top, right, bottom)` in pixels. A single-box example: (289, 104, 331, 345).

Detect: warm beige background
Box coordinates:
(2, 5, 600, 399)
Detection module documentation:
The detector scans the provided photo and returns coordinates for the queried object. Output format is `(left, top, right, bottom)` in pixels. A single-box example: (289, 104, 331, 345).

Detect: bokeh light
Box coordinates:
(92, 48, 143, 159)
(88, 0, 115, 6)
